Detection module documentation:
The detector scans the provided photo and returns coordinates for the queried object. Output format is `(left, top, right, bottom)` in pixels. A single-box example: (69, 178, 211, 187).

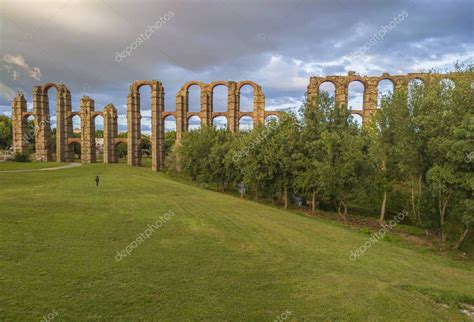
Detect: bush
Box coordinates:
(12, 152, 31, 162)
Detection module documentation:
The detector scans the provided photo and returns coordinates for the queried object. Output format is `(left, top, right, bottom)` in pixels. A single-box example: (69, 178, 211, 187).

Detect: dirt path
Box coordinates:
(0, 163, 82, 173)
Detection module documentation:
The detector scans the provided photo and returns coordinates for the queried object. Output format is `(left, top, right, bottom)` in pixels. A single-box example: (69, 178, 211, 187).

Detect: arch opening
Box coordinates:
(94, 115, 104, 161)
(188, 85, 201, 112)
(351, 114, 363, 127)
(212, 85, 228, 112)
(377, 79, 394, 108)
(212, 116, 227, 130)
(115, 142, 127, 162)
(188, 116, 201, 131)
(239, 116, 253, 131)
(318, 81, 336, 109)
(265, 115, 279, 124)
(68, 142, 81, 161)
(239, 84, 254, 112)
(348, 81, 364, 111)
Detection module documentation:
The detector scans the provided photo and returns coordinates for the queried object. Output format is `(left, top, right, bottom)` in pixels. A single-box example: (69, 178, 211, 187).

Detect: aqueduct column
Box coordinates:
(253, 87, 265, 126)
(127, 89, 141, 166)
(103, 104, 118, 164)
(150, 82, 165, 171)
(335, 80, 348, 109)
(227, 82, 238, 132)
(80, 96, 96, 163)
(57, 86, 72, 162)
(175, 91, 186, 142)
(200, 87, 212, 127)
(306, 78, 319, 110)
(363, 79, 378, 124)
(11, 92, 28, 154)
(33, 86, 52, 161)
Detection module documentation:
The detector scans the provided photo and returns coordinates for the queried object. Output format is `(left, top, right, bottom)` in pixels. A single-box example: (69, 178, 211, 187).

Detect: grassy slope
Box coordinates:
(0, 163, 472, 321)
(0, 161, 63, 170)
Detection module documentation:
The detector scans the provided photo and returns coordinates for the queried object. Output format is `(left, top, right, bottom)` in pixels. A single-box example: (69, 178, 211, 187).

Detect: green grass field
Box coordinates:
(0, 163, 473, 320)
(0, 161, 63, 170)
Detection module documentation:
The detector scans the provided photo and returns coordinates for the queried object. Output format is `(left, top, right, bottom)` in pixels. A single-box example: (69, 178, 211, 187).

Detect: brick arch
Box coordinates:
(181, 81, 206, 93)
(237, 80, 260, 92)
(209, 80, 230, 91)
(130, 80, 162, 92)
(91, 112, 104, 120)
(212, 115, 228, 127)
(318, 79, 337, 89)
(67, 138, 81, 145)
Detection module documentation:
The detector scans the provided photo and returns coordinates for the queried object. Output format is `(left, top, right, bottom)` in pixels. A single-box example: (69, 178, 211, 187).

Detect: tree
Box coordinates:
(0, 115, 12, 149)
(318, 102, 365, 221)
(295, 93, 329, 213)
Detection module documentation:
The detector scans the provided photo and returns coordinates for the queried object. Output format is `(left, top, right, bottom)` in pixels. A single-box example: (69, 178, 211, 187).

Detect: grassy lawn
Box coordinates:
(0, 163, 472, 320)
(0, 161, 64, 171)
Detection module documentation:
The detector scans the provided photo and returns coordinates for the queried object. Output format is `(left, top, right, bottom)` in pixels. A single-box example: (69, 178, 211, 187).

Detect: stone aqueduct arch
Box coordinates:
(11, 72, 466, 171)
(12, 83, 119, 164)
(306, 71, 471, 124)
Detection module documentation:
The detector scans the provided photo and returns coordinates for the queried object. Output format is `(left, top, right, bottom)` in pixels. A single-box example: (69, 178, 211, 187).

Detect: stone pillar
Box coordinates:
(157, 84, 165, 170)
(227, 82, 238, 132)
(253, 87, 265, 127)
(33, 86, 52, 161)
(306, 78, 319, 110)
(200, 87, 212, 127)
(103, 104, 118, 164)
(54, 86, 69, 162)
(175, 91, 186, 142)
(11, 92, 28, 154)
(363, 79, 378, 124)
(80, 96, 96, 163)
(335, 80, 348, 109)
(127, 89, 141, 166)
(151, 82, 165, 171)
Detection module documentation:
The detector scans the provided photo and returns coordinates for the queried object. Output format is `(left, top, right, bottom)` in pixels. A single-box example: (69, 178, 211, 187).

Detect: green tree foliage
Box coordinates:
(0, 115, 12, 149)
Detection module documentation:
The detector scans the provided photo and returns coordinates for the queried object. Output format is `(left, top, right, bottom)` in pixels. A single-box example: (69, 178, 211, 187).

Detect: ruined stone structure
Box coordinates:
(11, 83, 119, 165)
(306, 71, 467, 124)
(11, 72, 463, 171)
(11, 79, 280, 171)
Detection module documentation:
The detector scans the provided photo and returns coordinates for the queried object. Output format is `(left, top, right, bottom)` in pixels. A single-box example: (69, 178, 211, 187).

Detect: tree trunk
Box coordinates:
(454, 225, 470, 250)
(284, 186, 288, 209)
(255, 188, 258, 202)
(379, 190, 387, 224)
(439, 190, 452, 243)
(337, 201, 347, 222)
(311, 190, 316, 214)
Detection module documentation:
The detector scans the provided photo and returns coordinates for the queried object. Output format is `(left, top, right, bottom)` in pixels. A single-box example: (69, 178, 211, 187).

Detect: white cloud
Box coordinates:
(0, 82, 17, 101)
(3, 54, 42, 81)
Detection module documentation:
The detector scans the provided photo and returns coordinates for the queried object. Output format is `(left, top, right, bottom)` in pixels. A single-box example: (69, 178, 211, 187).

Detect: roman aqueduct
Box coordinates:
(11, 71, 467, 171)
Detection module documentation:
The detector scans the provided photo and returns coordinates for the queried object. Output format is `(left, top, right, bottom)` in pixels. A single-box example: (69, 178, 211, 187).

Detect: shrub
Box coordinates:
(12, 152, 31, 162)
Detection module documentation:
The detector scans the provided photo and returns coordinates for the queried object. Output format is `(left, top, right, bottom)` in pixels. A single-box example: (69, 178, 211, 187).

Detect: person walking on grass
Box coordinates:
(95, 176, 100, 187)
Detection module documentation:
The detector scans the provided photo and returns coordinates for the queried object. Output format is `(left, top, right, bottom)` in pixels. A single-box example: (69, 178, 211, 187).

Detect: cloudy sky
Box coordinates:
(0, 0, 472, 131)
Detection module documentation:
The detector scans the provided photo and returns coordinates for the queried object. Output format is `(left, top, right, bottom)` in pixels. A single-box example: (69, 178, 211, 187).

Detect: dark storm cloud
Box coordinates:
(0, 0, 472, 122)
